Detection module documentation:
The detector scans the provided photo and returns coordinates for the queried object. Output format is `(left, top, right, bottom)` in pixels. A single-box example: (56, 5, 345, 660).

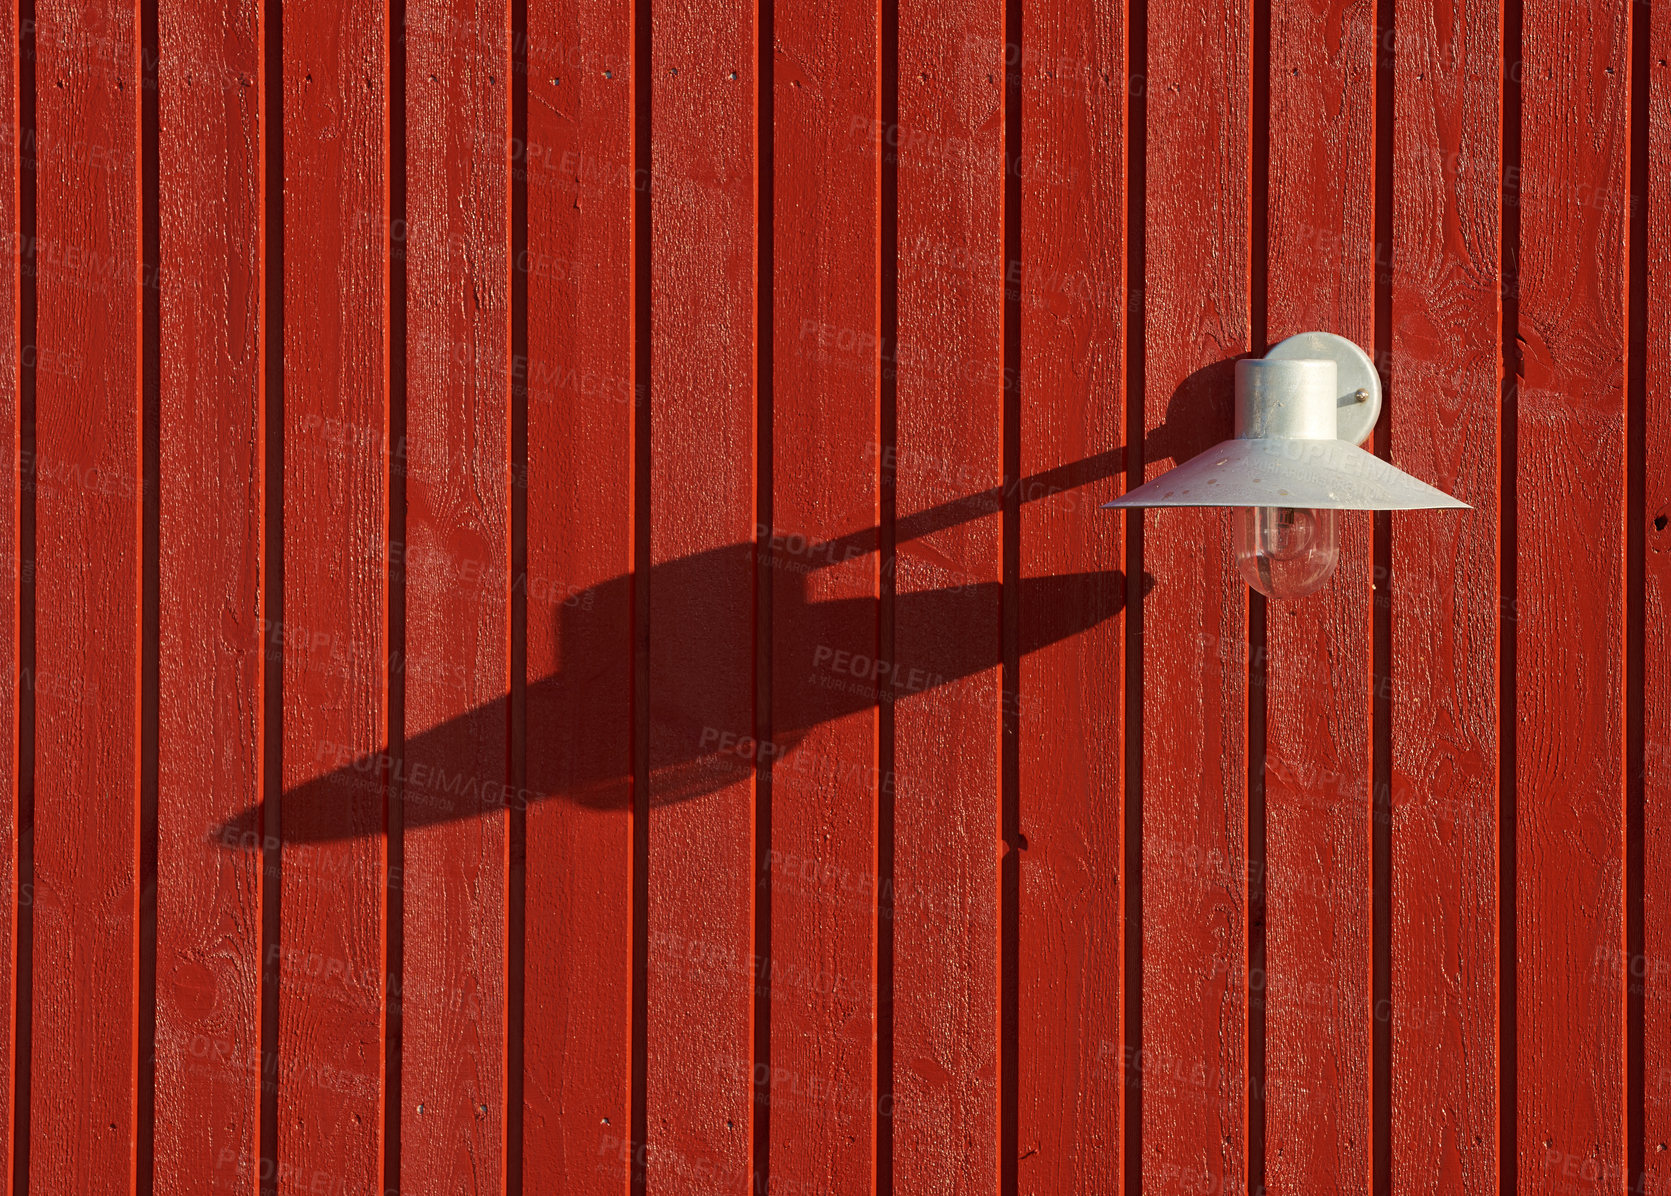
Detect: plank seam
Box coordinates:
(0, 0, 19, 1180)
(506, 0, 529, 1181)
(1628, 0, 1652, 1184)
(1247, 0, 1271, 1188)
(1371, 0, 1396, 1186)
(875, 0, 898, 1183)
(137, 0, 161, 1184)
(1498, 0, 1523, 1186)
(384, 0, 409, 1181)
(998, 0, 1022, 1184)
(9, 0, 30, 1184)
(629, 0, 652, 1179)
(258, 0, 285, 1179)
(1121, 0, 1146, 1186)
(752, 0, 774, 1182)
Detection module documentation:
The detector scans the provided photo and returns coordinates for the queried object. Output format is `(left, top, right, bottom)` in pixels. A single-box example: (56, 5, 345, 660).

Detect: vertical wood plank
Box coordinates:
(520, 0, 637, 1190)
(1646, 0, 1671, 1183)
(1387, 0, 1501, 1188)
(29, 0, 142, 1187)
(279, 0, 390, 1187)
(1015, 0, 1126, 1189)
(1139, 1, 1251, 1191)
(1515, 0, 1630, 1185)
(399, 0, 509, 1188)
(153, 0, 266, 1189)
(1262, 3, 1375, 1190)
(891, 4, 1003, 1191)
(767, 0, 879, 1188)
(645, 0, 757, 1186)
(0, 0, 17, 1176)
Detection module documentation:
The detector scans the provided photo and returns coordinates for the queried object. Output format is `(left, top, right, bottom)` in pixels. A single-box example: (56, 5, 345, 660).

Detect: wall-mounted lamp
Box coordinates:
(1104, 332, 1468, 600)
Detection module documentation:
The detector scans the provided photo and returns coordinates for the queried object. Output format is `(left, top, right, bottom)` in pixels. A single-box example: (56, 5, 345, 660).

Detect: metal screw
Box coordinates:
(1353, 388, 1370, 404)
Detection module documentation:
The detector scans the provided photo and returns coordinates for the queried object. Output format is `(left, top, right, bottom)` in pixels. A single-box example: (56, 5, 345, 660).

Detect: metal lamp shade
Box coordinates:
(1103, 434, 1470, 510)
(1104, 338, 1470, 512)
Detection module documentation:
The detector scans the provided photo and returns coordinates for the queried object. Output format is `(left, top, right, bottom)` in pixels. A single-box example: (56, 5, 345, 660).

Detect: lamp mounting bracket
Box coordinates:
(1264, 331, 1382, 447)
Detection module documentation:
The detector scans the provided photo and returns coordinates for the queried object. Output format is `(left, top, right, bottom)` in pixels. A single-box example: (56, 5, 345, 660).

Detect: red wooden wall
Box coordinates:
(0, 0, 1658, 1190)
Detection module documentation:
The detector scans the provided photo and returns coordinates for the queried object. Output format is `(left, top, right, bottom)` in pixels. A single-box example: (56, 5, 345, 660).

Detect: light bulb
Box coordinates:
(1233, 506, 1339, 600)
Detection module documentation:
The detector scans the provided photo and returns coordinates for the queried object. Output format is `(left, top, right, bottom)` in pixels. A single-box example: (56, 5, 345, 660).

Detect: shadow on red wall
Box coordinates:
(214, 446, 1159, 848)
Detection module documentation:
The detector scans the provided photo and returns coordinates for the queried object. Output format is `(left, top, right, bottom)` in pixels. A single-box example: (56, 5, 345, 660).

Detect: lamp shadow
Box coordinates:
(215, 446, 1161, 849)
(1147, 356, 1239, 468)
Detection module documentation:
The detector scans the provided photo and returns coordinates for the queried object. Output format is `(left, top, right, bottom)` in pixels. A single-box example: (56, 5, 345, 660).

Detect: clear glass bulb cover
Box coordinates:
(1233, 506, 1339, 600)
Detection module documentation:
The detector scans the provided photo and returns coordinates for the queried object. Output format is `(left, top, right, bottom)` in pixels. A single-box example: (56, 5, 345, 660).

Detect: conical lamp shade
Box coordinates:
(1103, 436, 1469, 511)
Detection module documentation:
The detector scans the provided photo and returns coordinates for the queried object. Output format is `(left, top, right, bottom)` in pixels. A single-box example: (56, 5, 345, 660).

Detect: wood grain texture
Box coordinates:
(6, 5, 1667, 1189)
(1138, 3, 1251, 1192)
(519, 0, 637, 1189)
(1261, 1, 1375, 1190)
(0, 0, 16, 1180)
(29, 0, 143, 1187)
(1387, 0, 1501, 1189)
(890, 2, 1003, 1190)
(398, 0, 509, 1188)
(767, 0, 879, 1189)
(154, 0, 266, 1189)
(645, 0, 757, 1186)
(1514, 0, 1630, 1186)
(1647, 0, 1671, 1184)
(279, 0, 390, 1188)
(1015, 0, 1125, 1189)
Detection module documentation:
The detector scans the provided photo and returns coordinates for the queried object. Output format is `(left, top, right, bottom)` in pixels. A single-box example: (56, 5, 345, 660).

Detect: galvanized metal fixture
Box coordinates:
(1104, 332, 1468, 600)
